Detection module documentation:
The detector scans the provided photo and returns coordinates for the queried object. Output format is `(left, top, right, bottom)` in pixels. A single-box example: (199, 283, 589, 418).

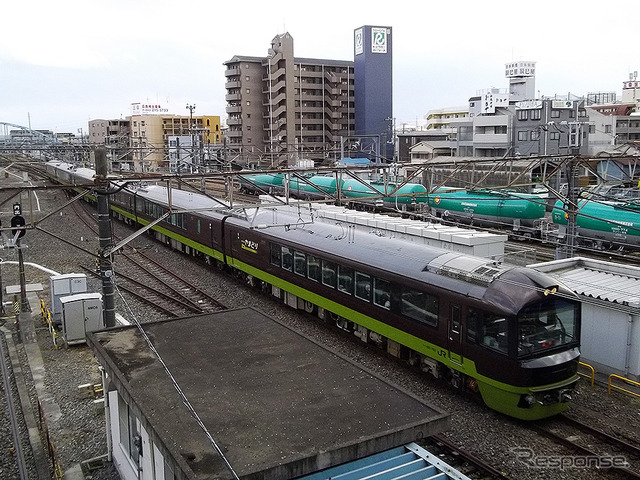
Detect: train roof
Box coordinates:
(126, 184, 561, 314)
(129, 183, 226, 210)
(46, 161, 96, 182)
(226, 207, 557, 315)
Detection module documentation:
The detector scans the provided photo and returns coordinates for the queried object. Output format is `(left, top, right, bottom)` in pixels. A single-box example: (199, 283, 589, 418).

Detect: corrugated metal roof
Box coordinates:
(557, 267, 640, 307)
(529, 257, 640, 309)
(296, 442, 471, 480)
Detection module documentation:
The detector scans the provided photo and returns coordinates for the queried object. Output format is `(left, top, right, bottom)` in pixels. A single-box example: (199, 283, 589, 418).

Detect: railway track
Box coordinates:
(528, 414, 640, 478)
(421, 434, 515, 480)
(69, 195, 227, 319)
(37, 164, 635, 479)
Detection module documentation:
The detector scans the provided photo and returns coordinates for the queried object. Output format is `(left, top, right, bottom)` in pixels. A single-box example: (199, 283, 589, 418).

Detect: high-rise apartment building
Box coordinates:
(224, 33, 355, 167)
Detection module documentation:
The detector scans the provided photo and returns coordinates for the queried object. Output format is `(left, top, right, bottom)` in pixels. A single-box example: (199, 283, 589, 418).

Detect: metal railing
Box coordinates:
(608, 374, 640, 398)
(578, 361, 595, 387)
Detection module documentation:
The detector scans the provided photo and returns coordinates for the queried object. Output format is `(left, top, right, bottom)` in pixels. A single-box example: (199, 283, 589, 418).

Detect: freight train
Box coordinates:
(238, 173, 548, 234)
(238, 173, 640, 249)
(46, 161, 582, 420)
(551, 198, 640, 249)
(238, 172, 426, 206)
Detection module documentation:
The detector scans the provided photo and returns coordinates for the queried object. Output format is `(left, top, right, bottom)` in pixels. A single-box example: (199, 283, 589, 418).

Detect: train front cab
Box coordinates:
(467, 295, 581, 420)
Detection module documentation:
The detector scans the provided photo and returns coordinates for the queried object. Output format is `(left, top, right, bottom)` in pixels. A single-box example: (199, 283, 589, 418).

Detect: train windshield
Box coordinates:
(517, 298, 579, 357)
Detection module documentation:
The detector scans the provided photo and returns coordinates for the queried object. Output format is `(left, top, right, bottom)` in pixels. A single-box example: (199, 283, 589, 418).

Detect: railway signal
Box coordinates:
(10, 203, 26, 239)
(11, 214, 26, 239)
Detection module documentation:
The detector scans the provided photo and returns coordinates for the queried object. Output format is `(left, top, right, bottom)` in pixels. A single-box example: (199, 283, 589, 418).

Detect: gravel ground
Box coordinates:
(3, 183, 640, 480)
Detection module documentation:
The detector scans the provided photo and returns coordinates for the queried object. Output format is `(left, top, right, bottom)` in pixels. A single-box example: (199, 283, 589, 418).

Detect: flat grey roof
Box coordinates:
(88, 308, 449, 480)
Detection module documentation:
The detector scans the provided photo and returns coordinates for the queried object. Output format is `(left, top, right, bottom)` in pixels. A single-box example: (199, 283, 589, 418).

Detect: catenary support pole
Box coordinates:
(95, 147, 116, 328)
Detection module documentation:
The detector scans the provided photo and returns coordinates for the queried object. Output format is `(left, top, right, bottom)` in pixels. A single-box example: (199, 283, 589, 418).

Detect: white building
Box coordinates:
(530, 257, 640, 379)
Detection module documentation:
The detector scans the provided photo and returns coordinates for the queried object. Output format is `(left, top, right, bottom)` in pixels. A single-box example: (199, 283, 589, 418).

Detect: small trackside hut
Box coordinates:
(87, 308, 449, 480)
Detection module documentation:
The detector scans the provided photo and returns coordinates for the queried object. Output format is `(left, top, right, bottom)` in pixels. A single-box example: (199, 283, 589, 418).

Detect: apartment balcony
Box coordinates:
(226, 105, 242, 114)
(300, 91, 323, 100)
(301, 117, 323, 127)
(225, 80, 241, 89)
(299, 68, 322, 78)
(225, 92, 242, 102)
(226, 116, 242, 126)
(472, 133, 509, 145)
(299, 105, 324, 113)
(225, 67, 240, 77)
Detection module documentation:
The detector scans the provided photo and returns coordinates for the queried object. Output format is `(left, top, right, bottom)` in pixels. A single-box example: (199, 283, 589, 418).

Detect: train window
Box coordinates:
(294, 251, 306, 276)
(270, 243, 282, 267)
(196, 219, 201, 234)
(337, 266, 354, 295)
(281, 247, 293, 271)
(167, 213, 181, 227)
(400, 288, 438, 327)
(307, 255, 321, 282)
(466, 308, 480, 343)
(355, 272, 372, 302)
(373, 278, 391, 309)
(517, 299, 579, 357)
(322, 260, 337, 288)
(480, 314, 509, 354)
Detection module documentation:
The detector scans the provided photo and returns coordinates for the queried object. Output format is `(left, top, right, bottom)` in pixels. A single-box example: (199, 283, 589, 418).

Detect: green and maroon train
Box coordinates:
(47, 161, 583, 420)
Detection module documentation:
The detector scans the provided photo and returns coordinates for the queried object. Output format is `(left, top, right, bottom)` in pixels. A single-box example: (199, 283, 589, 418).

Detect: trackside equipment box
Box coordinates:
(50, 273, 87, 324)
(60, 293, 103, 345)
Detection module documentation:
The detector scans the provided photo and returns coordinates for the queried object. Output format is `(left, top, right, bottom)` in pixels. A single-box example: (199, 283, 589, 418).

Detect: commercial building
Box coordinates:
(89, 112, 222, 172)
(353, 26, 394, 160)
(402, 61, 593, 164)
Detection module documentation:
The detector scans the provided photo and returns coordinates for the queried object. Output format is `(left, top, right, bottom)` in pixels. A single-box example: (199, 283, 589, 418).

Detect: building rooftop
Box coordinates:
(88, 307, 449, 479)
(529, 256, 640, 310)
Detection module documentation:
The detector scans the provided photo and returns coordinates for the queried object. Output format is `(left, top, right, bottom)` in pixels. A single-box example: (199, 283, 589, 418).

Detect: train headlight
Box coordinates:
(523, 394, 536, 407)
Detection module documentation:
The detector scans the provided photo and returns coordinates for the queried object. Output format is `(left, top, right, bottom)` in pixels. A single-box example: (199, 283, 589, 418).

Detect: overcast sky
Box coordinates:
(1, 0, 636, 134)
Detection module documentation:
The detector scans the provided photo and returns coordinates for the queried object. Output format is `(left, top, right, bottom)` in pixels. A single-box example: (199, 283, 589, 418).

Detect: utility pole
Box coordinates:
(555, 156, 578, 260)
(186, 103, 196, 172)
(95, 147, 116, 327)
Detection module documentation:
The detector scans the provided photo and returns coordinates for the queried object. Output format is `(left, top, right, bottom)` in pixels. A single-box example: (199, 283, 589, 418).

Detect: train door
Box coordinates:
(448, 305, 463, 364)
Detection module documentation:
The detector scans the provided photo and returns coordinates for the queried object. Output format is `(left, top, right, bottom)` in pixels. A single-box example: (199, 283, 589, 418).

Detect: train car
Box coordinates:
(288, 175, 339, 199)
(551, 199, 640, 249)
(343, 179, 428, 206)
(220, 208, 580, 420)
(237, 173, 284, 195)
(45, 161, 96, 185)
(46, 161, 582, 420)
(423, 189, 547, 237)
